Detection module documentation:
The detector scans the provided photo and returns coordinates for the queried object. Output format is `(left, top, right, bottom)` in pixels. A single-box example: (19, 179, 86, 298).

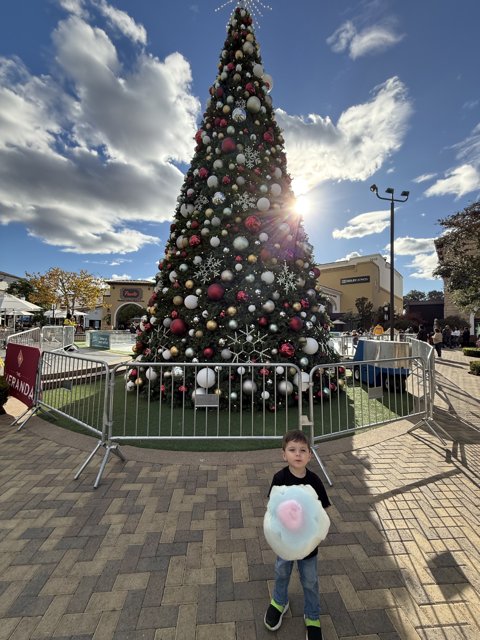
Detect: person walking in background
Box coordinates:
(432, 327, 443, 357)
(416, 324, 428, 342)
(461, 326, 471, 348)
(442, 325, 451, 348)
(451, 327, 460, 348)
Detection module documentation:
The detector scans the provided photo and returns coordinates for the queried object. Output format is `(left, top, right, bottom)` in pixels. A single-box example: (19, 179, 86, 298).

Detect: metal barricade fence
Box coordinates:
(306, 355, 430, 484)
(6, 327, 41, 348)
(107, 361, 304, 443)
(31, 350, 111, 439)
(40, 325, 75, 351)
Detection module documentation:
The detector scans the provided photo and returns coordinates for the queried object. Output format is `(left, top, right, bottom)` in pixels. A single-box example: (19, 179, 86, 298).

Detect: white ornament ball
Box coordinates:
(302, 338, 319, 355)
(236, 153, 246, 165)
(221, 349, 233, 360)
(253, 63, 264, 78)
(261, 271, 275, 285)
(257, 197, 271, 211)
(278, 380, 294, 395)
(196, 367, 216, 389)
(184, 295, 199, 309)
(210, 236, 220, 248)
(242, 379, 257, 393)
(259, 232, 269, 242)
(270, 183, 282, 197)
(293, 372, 310, 392)
(262, 299, 275, 313)
(145, 368, 158, 381)
(246, 96, 261, 113)
(207, 175, 218, 188)
(233, 236, 249, 251)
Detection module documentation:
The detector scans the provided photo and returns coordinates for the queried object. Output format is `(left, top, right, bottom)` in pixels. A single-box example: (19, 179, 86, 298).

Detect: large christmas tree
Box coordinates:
(131, 4, 341, 405)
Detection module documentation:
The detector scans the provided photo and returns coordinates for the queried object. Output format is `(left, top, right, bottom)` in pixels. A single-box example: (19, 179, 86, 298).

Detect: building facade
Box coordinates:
(316, 254, 403, 317)
(102, 280, 154, 329)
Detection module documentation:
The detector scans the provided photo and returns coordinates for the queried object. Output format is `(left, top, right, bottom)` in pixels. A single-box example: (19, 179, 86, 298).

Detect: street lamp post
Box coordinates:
(370, 185, 410, 341)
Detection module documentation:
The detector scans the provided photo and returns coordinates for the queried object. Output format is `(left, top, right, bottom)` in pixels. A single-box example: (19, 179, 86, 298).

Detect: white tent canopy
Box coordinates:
(0, 293, 41, 313)
(44, 309, 87, 318)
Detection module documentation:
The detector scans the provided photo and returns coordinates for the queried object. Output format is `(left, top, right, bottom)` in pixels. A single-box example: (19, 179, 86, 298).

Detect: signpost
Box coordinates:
(4, 344, 41, 408)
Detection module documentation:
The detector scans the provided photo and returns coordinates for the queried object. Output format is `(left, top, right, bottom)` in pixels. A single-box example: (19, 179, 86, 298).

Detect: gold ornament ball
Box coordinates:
(195, 330, 203, 338)
(232, 184, 238, 191)
(227, 306, 237, 316)
(185, 280, 194, 289)
(222, 105, 231, 114)
(214, 388, 222, 396)
(296, 259, 304, 268)
(235, 216, 242, 223)
(221, 229, 228, 236)
(173, 296, 184, 306)
(247, 254, 257, 263)
(235, 50, 243, 60)
(205, 208, 213, 217)
(170, 346, 179, 357)
(293, 302, 302, 312)
(246, 33, 254, 42)
(206, 320, 218, 331)
(135, 378, 143, 386)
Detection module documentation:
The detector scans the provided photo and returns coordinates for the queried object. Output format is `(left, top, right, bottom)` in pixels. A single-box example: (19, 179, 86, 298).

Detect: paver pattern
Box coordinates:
(0, 347, 479, 639)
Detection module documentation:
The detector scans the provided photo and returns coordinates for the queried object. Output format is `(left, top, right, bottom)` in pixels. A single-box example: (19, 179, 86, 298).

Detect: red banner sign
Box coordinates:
(4, 344, 41, 408)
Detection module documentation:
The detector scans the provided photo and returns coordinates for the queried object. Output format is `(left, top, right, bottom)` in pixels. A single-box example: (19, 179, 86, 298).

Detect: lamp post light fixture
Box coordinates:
(370, 184, 410, 341)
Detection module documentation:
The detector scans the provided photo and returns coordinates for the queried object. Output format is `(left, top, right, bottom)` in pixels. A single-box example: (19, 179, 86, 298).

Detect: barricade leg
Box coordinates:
(94, 443, 127, 489)
(74, 440, 104, 480)
(311, 446, 333, 486)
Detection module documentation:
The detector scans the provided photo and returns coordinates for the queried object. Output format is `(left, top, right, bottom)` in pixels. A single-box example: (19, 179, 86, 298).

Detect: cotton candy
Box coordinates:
(263, 485, 330, 560)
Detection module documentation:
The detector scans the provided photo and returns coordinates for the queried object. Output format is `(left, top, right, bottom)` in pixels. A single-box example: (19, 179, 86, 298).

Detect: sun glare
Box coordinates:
(294, 194, 312, 218)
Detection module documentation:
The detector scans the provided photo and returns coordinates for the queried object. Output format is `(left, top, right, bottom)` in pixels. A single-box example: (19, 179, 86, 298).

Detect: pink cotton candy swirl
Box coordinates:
(276, 499, 304, 531)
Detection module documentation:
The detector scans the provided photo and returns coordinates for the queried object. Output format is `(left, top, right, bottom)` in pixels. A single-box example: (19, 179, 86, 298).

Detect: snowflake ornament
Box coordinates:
(234, 192, 257, 212)
(277, 261, 298, 294)
(194, 256, 223, 283)
(244, 145, 262, 169)
(194, 195, 209, 211)
(225, 325, 271, 362)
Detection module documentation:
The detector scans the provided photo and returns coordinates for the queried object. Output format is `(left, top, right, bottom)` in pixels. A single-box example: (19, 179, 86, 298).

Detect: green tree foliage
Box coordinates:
(6, 278, 35, 300)
(26, 268, 104, 312)
(404, 289, 427, 302)
(434, 201, 480, 312)
(133, 6, 342, 408)
(354, 296, 374, 329)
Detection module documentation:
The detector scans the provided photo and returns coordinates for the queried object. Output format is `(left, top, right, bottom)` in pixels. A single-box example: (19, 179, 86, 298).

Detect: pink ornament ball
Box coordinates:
(170, 319, 187, 335)
(221, 137, 236, 153)
(207, 283, 225, 300)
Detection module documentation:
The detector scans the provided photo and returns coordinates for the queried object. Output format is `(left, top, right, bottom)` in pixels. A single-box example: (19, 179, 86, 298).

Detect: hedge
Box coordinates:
(463, 347, 480, 358)
(470, 360, 480, 376)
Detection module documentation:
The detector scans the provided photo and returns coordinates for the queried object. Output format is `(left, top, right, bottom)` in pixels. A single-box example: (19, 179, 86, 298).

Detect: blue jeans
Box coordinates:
(272, 555, 320, 620)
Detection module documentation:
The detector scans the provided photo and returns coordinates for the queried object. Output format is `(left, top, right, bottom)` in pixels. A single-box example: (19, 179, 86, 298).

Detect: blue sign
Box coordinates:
(90, 332, 111, 350)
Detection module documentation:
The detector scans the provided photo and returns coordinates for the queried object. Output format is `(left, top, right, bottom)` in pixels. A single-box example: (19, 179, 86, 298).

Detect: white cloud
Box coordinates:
(389, 237, 436, 255)
(278, 77, 412, 195)
(406, 253, 440, 280)
(0, 4, 200, 254)
(109, 273, 132, 280)
(97, 0, 147, 44)
(332, 210, 390, 239)
(336, 251, 363, 261)
(424, 124, 480, 198)
(413, 173, 437, 184)
(424, 164, 480, 199)
(327, 20, 404, 59)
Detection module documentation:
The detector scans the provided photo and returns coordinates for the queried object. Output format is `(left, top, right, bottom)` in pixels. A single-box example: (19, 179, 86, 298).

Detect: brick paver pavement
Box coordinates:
(0, 347, 479, 639)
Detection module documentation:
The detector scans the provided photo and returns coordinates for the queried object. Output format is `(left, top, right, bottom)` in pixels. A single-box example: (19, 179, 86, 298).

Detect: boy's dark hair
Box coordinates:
(282, 429, 311, 450)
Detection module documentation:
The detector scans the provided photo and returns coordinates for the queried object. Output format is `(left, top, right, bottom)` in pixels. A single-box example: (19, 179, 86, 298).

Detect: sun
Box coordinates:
(294, 194, 312, 218)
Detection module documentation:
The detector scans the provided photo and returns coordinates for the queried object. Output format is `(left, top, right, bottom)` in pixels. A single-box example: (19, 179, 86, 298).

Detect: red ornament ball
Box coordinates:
(236, 290, 248, 302)
(189, 235, 201, 247)
(170, 319, 188, 335)
(279, 342, 295, 358)
(221, 137, 236, 153)
(203, 347, 214, 359)
(244, 215, 261, 233)
(207, 283, 225, 301)
(289, 316, 304, 331)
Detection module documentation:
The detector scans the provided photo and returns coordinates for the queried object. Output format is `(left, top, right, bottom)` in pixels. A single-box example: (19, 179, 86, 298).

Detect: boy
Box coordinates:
(264, 429, 331, 640)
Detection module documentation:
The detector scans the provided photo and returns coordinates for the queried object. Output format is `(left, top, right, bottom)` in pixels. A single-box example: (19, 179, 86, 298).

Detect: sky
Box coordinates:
(1, 0, 479, 296)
